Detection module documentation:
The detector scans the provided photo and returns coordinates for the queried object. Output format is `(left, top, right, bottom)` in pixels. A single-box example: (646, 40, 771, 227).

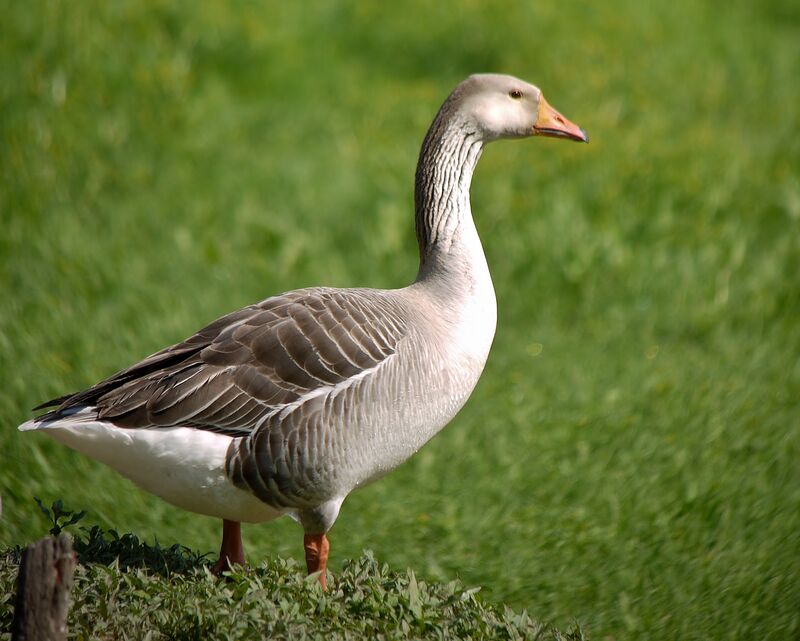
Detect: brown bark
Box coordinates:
(11, 534, 76, 641)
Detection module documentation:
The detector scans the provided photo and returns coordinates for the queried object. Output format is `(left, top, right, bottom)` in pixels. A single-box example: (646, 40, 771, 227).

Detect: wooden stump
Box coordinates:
(11, 534, 76, 641)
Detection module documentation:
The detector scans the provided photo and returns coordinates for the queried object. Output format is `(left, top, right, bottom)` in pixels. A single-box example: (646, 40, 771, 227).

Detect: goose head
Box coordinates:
(451, 73, 588, 143)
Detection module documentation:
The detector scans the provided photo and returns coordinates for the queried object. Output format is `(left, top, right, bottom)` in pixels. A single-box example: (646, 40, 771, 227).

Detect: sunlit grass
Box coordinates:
(2, 1, 799, 639)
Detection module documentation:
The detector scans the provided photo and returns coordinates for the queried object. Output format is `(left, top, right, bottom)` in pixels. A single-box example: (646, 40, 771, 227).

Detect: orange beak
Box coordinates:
(533, 95, 589, 143)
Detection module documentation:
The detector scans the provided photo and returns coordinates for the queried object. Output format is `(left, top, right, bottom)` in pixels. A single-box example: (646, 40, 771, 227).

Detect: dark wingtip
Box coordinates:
(31, 392, 75, 412)
(580, 128, 590, 143)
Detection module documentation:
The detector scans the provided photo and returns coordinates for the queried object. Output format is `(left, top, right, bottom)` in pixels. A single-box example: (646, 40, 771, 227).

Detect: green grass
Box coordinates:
(2, 1, 799, 639)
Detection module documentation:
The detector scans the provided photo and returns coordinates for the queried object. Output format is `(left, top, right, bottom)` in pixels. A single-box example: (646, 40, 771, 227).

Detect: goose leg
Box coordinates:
(303, 533, 330, 588)
(210, 519, 245, 574)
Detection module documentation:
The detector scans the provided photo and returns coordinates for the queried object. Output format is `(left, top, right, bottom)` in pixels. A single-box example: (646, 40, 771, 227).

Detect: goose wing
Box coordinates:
(36, 288, 407, 436)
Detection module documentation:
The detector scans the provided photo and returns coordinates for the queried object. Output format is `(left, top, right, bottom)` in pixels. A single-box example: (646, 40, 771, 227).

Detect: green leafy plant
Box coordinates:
(74, 525, 206, 575)
(2, 503, 582, 639)
(31, 498, 206, 574)
(0, 533, 582, 640)
(34, 497, 87, 536)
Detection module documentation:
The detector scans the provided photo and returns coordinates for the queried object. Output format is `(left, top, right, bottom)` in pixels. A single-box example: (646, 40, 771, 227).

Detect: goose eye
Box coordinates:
(509, 89, 523, 99)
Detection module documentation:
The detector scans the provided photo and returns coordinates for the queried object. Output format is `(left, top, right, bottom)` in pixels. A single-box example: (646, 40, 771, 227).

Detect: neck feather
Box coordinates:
(414, 108, 484, 267)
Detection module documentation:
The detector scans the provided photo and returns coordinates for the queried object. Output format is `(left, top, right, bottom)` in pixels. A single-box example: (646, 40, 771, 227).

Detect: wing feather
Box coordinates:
(36, 288, 408, 437)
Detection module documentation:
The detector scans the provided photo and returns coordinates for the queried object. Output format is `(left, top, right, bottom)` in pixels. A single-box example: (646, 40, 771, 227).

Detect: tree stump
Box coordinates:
(11, 534, 76, 641)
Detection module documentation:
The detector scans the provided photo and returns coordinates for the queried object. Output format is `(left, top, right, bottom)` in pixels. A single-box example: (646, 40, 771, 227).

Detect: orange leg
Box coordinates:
(210, 519, 245, 574)
(303, 533, 330, 589)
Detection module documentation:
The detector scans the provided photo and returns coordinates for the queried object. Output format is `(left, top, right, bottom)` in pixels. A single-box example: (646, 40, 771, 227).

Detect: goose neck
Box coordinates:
(414, 116, 484, 269)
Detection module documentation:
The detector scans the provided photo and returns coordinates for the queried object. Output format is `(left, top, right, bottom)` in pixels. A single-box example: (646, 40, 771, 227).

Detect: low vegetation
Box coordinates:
(1, 504, 581, 640)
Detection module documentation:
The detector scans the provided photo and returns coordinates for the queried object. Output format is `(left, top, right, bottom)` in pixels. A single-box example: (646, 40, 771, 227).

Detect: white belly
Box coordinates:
(21, 411, 280, 523)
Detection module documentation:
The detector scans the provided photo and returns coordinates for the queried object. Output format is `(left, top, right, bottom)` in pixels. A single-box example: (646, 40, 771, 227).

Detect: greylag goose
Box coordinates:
(20, 74, 587, 586)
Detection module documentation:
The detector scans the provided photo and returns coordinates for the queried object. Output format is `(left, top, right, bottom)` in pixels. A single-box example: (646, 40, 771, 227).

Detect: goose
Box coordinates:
(20, 74, 587, 586)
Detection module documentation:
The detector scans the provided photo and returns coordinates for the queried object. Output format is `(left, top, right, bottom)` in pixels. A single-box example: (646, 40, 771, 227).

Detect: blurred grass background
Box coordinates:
(1, 0, 799, 638)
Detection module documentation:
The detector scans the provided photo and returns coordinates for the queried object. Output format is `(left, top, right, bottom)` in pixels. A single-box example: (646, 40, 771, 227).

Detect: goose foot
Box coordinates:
(210, 519, 245, 575)
(303, 533, 330, 589)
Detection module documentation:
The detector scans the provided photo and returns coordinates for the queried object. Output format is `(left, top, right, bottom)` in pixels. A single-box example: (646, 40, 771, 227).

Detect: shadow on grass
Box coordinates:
(74, 525, 209, 575)
(2, 526, 208, 576)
